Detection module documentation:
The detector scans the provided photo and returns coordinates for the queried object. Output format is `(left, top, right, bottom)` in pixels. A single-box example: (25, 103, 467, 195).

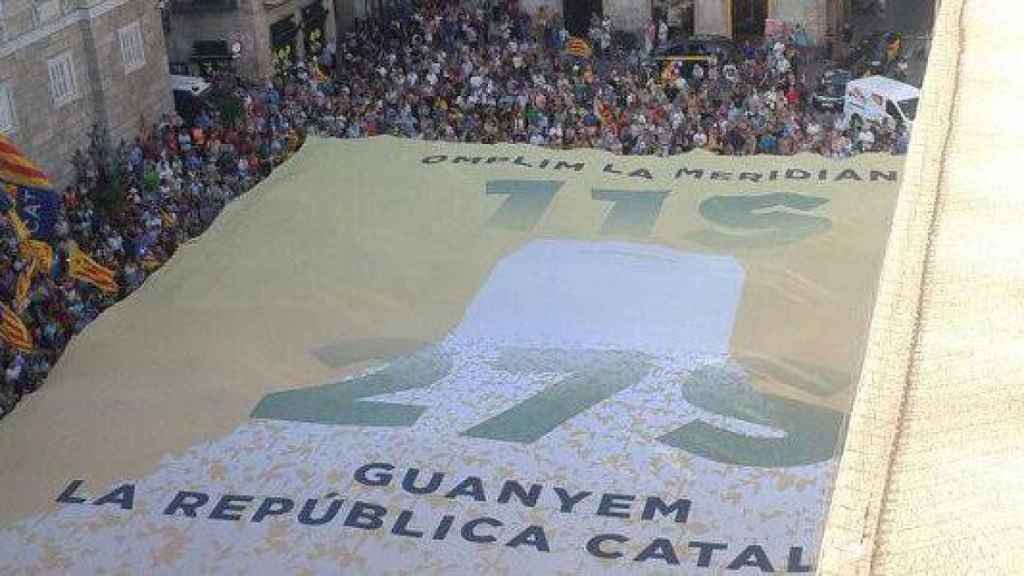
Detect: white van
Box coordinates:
(843, 76, 920, 130)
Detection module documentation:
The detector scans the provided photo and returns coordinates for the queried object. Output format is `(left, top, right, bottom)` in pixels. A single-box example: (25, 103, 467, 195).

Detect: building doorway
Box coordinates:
(654, 0, 695, 38)
(563, 0, 602, 38)
(302, 0, 328, 58)
(732, 0, 767, 39)
(270, 16, 299, 73)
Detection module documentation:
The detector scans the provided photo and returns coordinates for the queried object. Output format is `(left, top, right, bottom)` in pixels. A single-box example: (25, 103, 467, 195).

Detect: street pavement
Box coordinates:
(852, 1, 937, 86)
(887, 0, 938, 33)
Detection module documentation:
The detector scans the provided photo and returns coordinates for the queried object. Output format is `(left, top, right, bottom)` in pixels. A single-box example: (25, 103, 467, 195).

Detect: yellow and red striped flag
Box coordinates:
(6, 207, 30, 243)
(160, 209, 176, 229)
(19, 239, 53, 275)
(68, 245, 119, 294)
(142, 253, 161, 272)
(565, 37, 593, 58)
(14, 256, 36, 311)
(0, 302, 34, 351)
(594, 98, 618, 133)
(0, 135, 52, 190)
(312, 62, 329, 83)
(14, 238, 53, 310)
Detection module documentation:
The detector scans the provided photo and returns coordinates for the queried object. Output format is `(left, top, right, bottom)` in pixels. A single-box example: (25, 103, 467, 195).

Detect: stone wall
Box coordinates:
(1, 0, 36, 41)
(602, 0, 651, 33)
(517, 0, 560, 19)
(517, 0, 652, 32)
(0, 23, 98, 185)
(694, 0, 728, 35)
(166, 5, 262, 77)
(769, 0, 828, 44)
(0, 0, 173, 187)
(89, 1, 174, 149)
(166, 0, 335, 79)
(648, 0, 835, 43)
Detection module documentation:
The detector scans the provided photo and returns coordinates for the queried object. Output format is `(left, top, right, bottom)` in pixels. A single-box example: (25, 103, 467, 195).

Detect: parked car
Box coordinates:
(643, 34, 741, 77)
(660, 35, 741, 61)
(843, 31, 903, 76)
(812, 68, 853, 111)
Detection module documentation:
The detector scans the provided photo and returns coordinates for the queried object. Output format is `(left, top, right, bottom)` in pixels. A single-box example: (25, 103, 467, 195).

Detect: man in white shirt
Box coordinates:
(858, 127, 876, 151)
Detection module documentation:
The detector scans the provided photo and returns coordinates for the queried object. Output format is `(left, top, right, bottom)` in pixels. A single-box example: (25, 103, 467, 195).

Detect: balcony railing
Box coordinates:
(171, 0, 238, 14)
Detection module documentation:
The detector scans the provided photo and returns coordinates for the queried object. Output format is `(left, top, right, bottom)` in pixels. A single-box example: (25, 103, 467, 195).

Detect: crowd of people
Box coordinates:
(311, 1, 911, 156)
(0, 0, 911, 417)
(0, 77, 307, 416)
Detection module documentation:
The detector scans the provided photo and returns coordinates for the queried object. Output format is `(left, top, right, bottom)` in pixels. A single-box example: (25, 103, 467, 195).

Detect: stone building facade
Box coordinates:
(673, 0, 844, 44)
(0, 0, 173, 186)
(765, 0, 841, 44)
(164, 0, 334, 80)
(508, 0, 841, 45)
(517, 0, 652, 35)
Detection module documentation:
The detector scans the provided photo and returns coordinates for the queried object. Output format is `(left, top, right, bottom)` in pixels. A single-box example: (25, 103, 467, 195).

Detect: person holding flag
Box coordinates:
(13, 253, 35, 312)
(67, 243, 119, 295)
(1, 135, 118, 295)
(0, 135, 56, 352)
(565, 36, 593, 59)
(0, 302, 33, 352)
(594, 95, 620, 137)
(0, 140, 61, 242)
(0, 135, 122, 416)
(0, 136, 121, 371)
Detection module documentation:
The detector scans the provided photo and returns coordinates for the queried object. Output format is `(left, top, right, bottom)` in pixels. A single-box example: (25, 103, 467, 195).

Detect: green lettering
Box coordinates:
(592, 189, 670, 236)
(657, 361, 845, 467)
(251, 346, 452, 427)
(486, 180, 564, 231)
(688, 193, 832, 249)
(464, 349, 651, 443)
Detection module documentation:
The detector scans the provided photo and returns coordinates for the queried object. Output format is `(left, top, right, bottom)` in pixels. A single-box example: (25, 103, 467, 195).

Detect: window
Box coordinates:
(0, 83, 15, 134)
(118, 21, 146, 73)
(34, 0, 60, 25)
(47, 51, 78, 106)
(899, 98, 919, 121)
(885, 99, 901, 121)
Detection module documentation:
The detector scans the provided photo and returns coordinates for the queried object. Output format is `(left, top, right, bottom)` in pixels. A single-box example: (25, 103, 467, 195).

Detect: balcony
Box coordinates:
(171, 0, 238, 14)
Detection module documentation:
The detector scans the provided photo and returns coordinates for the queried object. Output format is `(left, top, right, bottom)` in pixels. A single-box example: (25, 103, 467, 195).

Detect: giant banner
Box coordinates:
(0, 137, 902, 574)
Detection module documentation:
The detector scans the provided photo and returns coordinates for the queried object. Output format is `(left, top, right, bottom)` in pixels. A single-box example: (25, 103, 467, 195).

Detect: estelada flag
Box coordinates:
(14, 256, 35, 312)
(2, 154, 61, 241)
(20, 239, 53, 275)
(0, 135, 52, 191)
(5, 205, 31, 243)
(142, 253, 161, 272)
(0, 302, 33, 351)
(12, 186, 61, 240)
(594, 98, 619, 134)
(661, 61, 679, 83)
(565, 37, 593, 58)
(68, 245, 119, 294)
(160, 209, 176, 229)
(13, 238, 53, 311)
(312, 63, 329, 83)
